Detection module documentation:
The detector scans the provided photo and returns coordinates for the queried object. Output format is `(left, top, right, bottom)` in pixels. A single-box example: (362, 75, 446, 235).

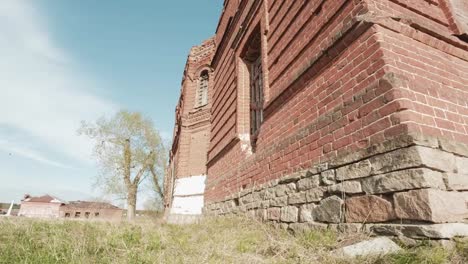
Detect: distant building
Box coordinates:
(60, 201, 123, 221)
(18, 194, 122, 221)
(18, 194, 65, 218)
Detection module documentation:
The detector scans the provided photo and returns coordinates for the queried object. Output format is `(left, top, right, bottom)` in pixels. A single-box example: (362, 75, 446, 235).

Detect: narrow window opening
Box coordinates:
(74, 212, 81, 218)
(85, 212, 90, 218)
(241, 27, 264, 150)
(195, 70, 209, 108)
(65, 213, 70, 218)
(95, 212, 100, 217)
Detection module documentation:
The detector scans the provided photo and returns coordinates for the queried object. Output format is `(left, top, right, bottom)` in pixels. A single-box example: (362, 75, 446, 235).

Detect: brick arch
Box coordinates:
(192, 65, 213, 79)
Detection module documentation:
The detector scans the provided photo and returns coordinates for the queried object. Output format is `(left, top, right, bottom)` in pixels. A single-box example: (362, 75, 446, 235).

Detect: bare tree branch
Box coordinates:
(133, 151, 154, 186)
(149, 164, 164, 200)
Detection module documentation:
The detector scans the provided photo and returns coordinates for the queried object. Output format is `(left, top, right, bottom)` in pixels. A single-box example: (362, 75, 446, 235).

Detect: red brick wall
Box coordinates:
(205, 0, 468, 203)
(59, 207, 123, 221)
(168, 38, 215, 181)
(187, 129, 210, 175)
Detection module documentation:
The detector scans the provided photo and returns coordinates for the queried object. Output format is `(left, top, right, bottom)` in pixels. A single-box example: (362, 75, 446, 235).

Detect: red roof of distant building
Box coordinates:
(23, 194, 66, 204)
(66, 201, 121, 210)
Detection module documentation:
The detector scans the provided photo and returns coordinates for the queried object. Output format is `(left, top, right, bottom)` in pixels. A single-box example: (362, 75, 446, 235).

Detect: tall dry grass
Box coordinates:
(0, 216, 466, 264)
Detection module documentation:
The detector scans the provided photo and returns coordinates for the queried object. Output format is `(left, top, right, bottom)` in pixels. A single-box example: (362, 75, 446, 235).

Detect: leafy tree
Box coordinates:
(149, 140, 169, 203)
(79, 110, 166, 220)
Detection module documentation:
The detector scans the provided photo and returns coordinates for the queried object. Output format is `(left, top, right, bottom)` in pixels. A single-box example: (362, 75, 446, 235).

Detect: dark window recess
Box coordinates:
(65, 213, 70, 218)
(196, 71, 209, 107)
(95, 212, 100, 217)
(250, 55, 264, 140)
(242, 27, 264, 149)
(75, 212, 81, 218)
(85, 212, 90, 218)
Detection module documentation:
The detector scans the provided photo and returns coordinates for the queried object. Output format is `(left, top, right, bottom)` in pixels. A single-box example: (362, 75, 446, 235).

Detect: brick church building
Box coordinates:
(164, 38, 215, 222)
(166, 0, 468, 237)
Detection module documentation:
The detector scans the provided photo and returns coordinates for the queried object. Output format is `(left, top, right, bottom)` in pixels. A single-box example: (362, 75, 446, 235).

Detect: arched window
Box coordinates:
(196, 71, 209, 107)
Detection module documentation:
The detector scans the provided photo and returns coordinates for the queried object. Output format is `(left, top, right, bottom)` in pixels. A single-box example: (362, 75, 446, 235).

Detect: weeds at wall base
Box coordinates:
(0, 216, 466, 264)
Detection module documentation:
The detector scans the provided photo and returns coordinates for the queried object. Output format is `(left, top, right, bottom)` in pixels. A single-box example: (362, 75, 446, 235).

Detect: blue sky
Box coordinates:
(0, 0, 222, 207)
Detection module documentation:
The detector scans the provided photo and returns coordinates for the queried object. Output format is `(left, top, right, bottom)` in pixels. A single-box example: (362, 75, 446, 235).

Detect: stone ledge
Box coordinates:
(371, 223, 468, 239)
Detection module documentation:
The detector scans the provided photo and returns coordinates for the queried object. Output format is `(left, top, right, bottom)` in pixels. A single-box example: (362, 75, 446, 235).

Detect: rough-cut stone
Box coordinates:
(328, 181, 362, 194)
(288, 192, 307, 205)
(394, 189, 468, 223)
(305, 187, 326, 202)
(369, 147, 421, 175)
(239, 205, 247, 212)
(254, 209, 266, 220)
(299, 204, 315, 222)
(252, 191, 262, 201)
(371, 146, 455, 174)
(264, 188, 276, 199)
(275, 183, 297, 197)
(267, 207, 281, 221)
(333, 237, 401, 258)
(456, 156, 468, 174)
(330, 134, 424, 168)
(246, 201, 260, 210)
(371, 223, 468, 239)
(240, 193, 253, 205)
(439, 138, 468, 157)
(270, 196, 288, 207)
(396, 235, 418, 248)
(445, 173, 468, 191)
(289, 222, 328, 233)
(260, 200, 270, 209)
(417, 146, 456, 173)
(312, 196, 343, 223)
(410, 133, 439, 149)
(345, 195, 395, 223)
(361, 168, 445, 194)
(278, 172, 302, 183)
(321, 170, 336, 185)
(336, 160, 372, 180)
(328, 223, 364, 233)
(297, 176, 320, 191)
(280, 206, 298, 223)
(336, 146, 457, 181)
(316, 163, 329, 173)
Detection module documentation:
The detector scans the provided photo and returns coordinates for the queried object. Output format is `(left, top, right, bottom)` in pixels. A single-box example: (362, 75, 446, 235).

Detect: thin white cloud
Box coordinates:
(0, 139, 69, 168)
(0, 0, 117, 166)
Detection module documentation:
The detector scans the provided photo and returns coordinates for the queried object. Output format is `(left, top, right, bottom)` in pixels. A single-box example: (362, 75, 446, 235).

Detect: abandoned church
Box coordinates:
(165, 0, 468, 238)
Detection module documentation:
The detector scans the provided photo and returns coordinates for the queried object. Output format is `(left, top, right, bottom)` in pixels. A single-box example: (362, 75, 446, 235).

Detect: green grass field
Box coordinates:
(0, 217, 467, 264)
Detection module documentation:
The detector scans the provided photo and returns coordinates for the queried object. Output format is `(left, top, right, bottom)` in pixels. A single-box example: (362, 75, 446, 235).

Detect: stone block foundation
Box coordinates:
(204, 135, 468, 239)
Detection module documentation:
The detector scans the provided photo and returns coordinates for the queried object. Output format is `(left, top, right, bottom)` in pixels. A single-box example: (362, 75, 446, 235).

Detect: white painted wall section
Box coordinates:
(170, 175, 206, 215)
(173, 175, 206, 196)
(171, 196, 204, 215)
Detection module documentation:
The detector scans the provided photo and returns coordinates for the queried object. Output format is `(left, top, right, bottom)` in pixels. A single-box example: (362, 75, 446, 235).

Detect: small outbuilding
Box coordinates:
(18, 194, 66, 218)
(18, 194, 123, 221)
(60, 201, 123, 221)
